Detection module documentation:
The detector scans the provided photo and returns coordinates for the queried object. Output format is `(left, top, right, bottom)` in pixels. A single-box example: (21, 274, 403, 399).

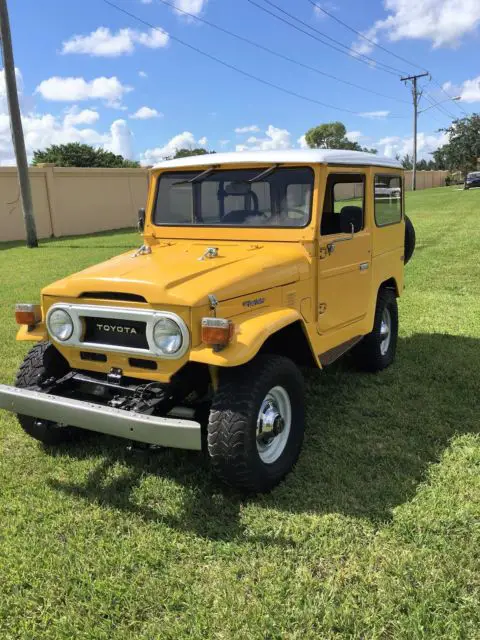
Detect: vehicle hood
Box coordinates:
(42, 240, 311, 306)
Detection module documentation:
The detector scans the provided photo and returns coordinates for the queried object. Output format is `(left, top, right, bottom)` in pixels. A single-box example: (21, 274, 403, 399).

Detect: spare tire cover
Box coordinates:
(404, 215, 416, 265)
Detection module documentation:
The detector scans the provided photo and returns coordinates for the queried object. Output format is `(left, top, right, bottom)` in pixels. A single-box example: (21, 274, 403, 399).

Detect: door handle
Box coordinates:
(359, 262, 369, 271)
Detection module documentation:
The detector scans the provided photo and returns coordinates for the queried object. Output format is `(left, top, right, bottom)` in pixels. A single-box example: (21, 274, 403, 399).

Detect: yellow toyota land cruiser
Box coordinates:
(0, 149, 415, 493)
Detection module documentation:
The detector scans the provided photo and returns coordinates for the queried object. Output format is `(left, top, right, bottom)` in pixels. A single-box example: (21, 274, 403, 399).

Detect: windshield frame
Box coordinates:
(151, 166, 315, 231)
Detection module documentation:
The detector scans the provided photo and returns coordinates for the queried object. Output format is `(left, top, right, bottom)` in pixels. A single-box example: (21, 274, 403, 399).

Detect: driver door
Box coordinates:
(317, 172, 372, 339)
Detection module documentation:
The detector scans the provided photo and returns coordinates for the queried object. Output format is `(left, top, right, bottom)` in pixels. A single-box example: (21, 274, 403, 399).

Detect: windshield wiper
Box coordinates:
(172, 165, 219, 187)
(248, 164, 281, 183)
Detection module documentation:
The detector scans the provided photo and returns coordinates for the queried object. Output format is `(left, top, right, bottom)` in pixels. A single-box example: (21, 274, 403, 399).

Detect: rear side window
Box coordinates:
(375, 175, 402, 226)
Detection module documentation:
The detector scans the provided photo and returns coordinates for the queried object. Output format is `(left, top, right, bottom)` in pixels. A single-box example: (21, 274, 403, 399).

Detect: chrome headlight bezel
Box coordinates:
(151, 316, 188, 358)
(46, 308, 74, 342)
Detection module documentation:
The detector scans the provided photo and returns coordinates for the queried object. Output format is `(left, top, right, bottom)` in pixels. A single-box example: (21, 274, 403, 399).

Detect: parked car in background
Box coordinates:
(464, 172, 480, 190)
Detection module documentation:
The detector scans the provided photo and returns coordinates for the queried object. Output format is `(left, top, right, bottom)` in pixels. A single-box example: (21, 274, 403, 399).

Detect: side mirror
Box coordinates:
(138, 208, 146, 233)
(339, 206, 362, 234)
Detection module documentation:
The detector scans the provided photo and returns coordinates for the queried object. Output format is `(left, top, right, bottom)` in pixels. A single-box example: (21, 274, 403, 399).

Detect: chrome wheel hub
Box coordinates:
(256, 386, 291, 464)
(380, 308, 392, 356)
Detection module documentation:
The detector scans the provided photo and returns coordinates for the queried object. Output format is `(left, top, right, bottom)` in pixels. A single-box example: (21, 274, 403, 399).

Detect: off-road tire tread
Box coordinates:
(207, 355, 304, 492)
(15, 341, 84, 445)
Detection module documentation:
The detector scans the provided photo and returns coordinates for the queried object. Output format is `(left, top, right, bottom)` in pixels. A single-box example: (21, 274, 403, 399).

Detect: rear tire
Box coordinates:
(15, 341, 86, 445)
(207, 355, 305, 493)
(352, 289, 398, 372)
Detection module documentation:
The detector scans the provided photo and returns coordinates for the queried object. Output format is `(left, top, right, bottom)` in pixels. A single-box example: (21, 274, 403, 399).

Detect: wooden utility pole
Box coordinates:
(0, 0, 38, 247)
(401, 72, 429, 191)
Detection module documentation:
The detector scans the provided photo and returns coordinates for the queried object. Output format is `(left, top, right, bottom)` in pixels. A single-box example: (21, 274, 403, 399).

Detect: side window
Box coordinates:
(374, 175, 402, 226)
(321, 173, 365, 235)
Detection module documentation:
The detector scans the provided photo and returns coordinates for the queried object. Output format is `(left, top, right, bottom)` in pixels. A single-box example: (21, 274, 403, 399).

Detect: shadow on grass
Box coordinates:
(46, 333, 480, 540)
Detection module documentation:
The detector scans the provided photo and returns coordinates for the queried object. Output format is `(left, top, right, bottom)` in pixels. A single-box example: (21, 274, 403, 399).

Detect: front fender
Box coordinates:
(16, 323, 48, 342)
(189, 307, 315, 367)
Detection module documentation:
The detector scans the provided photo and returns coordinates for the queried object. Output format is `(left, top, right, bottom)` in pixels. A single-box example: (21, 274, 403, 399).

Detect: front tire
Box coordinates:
(207, 355, 305, 493)
(352, 289, 398, 372)
(15, 341, 86, 445)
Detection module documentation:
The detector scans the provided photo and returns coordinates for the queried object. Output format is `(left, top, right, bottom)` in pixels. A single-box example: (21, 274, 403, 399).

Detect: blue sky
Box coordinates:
(2, 0, 479, 165)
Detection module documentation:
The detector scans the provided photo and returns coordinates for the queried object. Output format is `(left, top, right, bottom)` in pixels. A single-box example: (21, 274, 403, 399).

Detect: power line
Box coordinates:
(102, 0, 407, 118)
(422, 93, 457, 120)
(306, 0, 426, 74)
(305, 0, 468, 118)
(430, 78, 468, 117)
(154, 0, 409, 104)
(247, 0, 407, 77)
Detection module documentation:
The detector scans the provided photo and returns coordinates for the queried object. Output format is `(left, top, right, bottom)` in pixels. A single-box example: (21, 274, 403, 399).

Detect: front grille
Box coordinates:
(83, 317, 149, 350)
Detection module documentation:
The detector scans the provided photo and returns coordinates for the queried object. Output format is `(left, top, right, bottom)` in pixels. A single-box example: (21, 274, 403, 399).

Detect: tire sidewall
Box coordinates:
(243, 362, 305, 487)
(375, 291, 398, 368)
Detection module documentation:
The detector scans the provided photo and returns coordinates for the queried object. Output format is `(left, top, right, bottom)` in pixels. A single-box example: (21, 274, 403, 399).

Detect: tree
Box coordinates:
(31, 143, 140, 168)
(304, 121, 377, 153)
(173, 148, 211, 159)
(433, 114, 480, 175)
(401, 153, 413, 170)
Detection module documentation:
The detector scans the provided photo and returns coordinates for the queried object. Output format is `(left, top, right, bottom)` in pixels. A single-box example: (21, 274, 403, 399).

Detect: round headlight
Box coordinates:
(48, 309, 74, 342)
(153, 317, 183, 355)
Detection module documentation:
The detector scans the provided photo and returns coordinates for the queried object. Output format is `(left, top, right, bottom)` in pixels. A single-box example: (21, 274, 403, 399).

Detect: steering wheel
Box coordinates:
(221, 209, 265, 224)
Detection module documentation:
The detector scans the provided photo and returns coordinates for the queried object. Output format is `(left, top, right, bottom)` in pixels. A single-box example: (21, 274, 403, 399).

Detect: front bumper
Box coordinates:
(0, 383, 202, 450)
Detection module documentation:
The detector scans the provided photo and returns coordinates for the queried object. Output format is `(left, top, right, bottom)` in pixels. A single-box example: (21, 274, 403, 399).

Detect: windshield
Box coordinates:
(153, 167, 314, 228)
(467, 172, 480, 178)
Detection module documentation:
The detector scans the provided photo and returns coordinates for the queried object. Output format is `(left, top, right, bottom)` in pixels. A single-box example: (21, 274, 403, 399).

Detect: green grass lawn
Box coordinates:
(0, 186, 479, 639)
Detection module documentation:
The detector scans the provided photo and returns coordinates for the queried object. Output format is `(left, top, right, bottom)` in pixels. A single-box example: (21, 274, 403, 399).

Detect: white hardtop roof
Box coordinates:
(153, 149, 402, 170)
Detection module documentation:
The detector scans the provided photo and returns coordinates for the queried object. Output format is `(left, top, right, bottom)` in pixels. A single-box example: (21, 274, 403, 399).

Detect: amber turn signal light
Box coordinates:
(15, 303, 41, 327)
(201, 317, 234, 347)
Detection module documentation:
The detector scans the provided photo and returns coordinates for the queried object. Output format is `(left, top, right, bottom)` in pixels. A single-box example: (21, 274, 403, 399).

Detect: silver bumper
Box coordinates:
(0, 383, 202, 450)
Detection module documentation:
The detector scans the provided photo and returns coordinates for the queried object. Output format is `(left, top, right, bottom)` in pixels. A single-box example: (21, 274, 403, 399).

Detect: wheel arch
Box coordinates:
(258, 320, 319, 368)
(379, 276, 400, 297)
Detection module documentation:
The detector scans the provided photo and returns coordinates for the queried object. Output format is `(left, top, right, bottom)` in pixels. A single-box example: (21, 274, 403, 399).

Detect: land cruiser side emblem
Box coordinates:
(96, 324, 137, 334)
(243, 297, 265, 308)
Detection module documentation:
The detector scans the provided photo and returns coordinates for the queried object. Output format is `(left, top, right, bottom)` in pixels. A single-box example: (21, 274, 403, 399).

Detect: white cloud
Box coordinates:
(130, 106, 162, 119)
(234, 125, 260, 134)
(63, 106, 99, 127)
(360, 110, 390, 119)
(61, 26, 169, 57)
(236, 125, 292, 152)
(297, 134, 309, 149)
(138, 70, 148, 78)
(0, 67, 23, 111)
(35, 76, 132, 106)
(141, 131, 211, 164)
(0, 67, 137, 165)
(135, 29, 170, 48)
(198, 136, 208, 146)
(219, 139, 230, 147)
(443, 76, 480, 103)
(106, 119, 134, 159)
(173, 0, 208, 17)
(352, 0, 480, 52)
(346, 130, 363, 141)
(377, 131, 448, 160)
(0, 110, 111, 165)
(312, 2, 337, 19)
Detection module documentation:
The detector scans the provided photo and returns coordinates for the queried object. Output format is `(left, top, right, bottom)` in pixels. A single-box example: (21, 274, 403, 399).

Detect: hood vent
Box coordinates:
(80, 292, 147, 303)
